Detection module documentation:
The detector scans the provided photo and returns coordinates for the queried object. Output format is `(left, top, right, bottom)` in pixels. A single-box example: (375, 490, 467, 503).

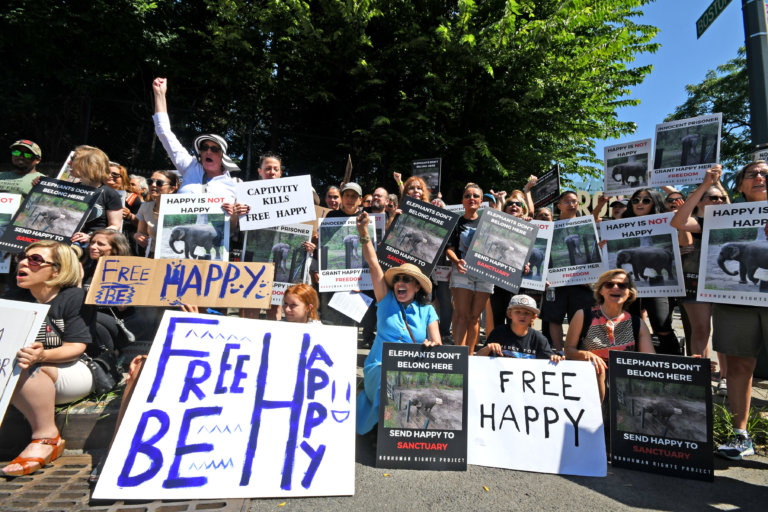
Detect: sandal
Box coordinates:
(1, 434, 66, 477)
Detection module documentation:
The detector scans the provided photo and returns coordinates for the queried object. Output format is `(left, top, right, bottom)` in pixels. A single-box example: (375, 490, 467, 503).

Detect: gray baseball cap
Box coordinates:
(507, 294, 539, 315)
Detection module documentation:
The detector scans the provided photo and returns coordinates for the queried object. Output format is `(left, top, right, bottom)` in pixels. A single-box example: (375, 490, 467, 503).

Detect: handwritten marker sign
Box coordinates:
(93, 311, 357, 499)
(0, 300, 49, 428)
(468, 358, 606, 477)
(236, 175, 315, 231)
(85, 256, 274, 309)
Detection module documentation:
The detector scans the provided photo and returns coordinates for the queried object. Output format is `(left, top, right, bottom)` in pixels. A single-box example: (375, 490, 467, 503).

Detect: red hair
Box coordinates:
(284, 284, 319, 321)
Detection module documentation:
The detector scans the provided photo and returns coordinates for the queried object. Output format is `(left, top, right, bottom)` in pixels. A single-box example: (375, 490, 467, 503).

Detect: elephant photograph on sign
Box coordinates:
(653, 120, 720, 170)
(385, 213, 448, 264)
(157, 213, 228, 260)
(320, 222, 374, 271)
(606, 155, 649, 193)
(702, 227, 768, 292)
(383, 371, 463, 431)
(12, 192, 89, 237)
(550, 224, 600, 268)
(243, 226, 311, 284)
(606, 235, 678, 287)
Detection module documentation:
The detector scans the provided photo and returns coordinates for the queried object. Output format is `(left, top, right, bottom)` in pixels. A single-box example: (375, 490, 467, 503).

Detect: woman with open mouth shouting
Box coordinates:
(354, 211, 441, 435)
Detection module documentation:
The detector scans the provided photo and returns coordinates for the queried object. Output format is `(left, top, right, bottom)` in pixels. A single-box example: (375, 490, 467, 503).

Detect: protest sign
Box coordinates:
(610, 352, 713, 481)
(411, 158, 441, 196)
(521, 219, 553, 292)
(696, 201, 768, 305)
(236, 175, 315, 231)
(93, 311, 356, 499)
(155, 194, 230, 261)
(463, 209, 537, 293)
(0, 300, 50, 428)
(650, 113, 722, 187)
(318, 216, 375, 292)
(370, 212, 386, 242)
(599, 213, 685, 298)
(242, 223, 312, 306)
(328, 291, 373, 323)
(55, 151, 75, 180)
(0, 178, 100, 253)
(444, 202, 489, 216)
(377, 197, 459, 276)
(0, 194, 22, 273)
(753, 148, 768, 162)
(467, 358, 606, 477)
(85, 256, 274, 308)
(603, 139, 652, 196)
(377, 343, 468, 470)
(547, 216, 604, 287)
(531, 164, 560, 208)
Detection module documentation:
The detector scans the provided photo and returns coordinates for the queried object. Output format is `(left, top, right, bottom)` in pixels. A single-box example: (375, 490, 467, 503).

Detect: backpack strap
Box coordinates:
(578, 306, 594, 344)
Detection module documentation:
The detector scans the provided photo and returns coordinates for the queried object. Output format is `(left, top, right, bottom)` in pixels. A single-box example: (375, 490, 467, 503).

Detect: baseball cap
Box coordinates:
(341, 182, 362, 196)
(10, 139, 41, 159)
(507, 294, 539, 315)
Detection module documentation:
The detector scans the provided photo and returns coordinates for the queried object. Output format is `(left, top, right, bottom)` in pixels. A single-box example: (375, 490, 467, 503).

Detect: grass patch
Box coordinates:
(713, 403, 768, 454)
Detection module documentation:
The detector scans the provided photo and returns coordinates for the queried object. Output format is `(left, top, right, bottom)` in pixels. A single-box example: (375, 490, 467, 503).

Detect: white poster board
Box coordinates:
(650, 113, 722, 187)
(0, 194, 22, 273)
(603, 139, 652, 196)
(468, 358, 606, 477)
(55, 150, 75, 181)
(236, 175, 315, 231)
(547, 216, 604, 287)
(599, 213, 685, 298)
(318, 216, 375, 292)
(0, 300, 50, 428)
(697, 202, 768, 305)
(155, 194, 230, 261)
(93, 311, 357, 499)
(521, 219, 553, 292)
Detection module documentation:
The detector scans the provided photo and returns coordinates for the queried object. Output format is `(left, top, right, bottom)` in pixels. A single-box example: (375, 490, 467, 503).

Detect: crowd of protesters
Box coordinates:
(0, 80, 766, 478)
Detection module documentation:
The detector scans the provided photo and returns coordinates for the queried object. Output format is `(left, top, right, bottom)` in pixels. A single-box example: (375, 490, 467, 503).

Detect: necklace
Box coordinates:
(599, 305, 623, 328)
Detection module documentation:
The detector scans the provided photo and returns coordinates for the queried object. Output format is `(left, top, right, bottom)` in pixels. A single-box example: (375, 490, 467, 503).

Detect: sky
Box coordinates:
(576, 0, 746, 188)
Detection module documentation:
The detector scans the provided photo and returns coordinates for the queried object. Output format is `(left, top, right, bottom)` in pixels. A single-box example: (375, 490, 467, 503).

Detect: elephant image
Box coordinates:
(169, 224, 223, 260)
(399, 229, 430, 251)
(486, 238, 524, 268)
(343, 234, 360, 260)
(527, 247, 544, 276)
(681, 134, 700, 165)
(408, 395, 443, 416)
(717, 241, 768, 284)
(564, 234, 582, 265)
(611, 162, 647, 186)
(271, 242, 291, 274)
(615, 246, 674, 281)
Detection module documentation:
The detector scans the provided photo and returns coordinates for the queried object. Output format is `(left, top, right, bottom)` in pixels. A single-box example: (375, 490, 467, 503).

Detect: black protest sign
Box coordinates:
(463, 209, 538, 293)
(0, 179, 100, 253)
(377, 343, 468, 470)
(531, 164, 560, 208)
(377, 196, 459, 276)
(411, 158, 441, 196)
(610, 351, 713, 481)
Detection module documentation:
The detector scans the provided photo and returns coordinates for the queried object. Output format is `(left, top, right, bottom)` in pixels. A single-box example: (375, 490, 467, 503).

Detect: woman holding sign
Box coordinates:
(134, 170, 180, 257)
(354, 211, 441, 435)
(2, 241, 93, 476)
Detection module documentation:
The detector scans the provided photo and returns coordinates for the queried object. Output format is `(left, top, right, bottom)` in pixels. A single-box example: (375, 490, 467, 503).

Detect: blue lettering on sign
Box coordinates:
(94, 283, 135, 304)
(163, 406, 222, 488)
(159, 262, 269, 301)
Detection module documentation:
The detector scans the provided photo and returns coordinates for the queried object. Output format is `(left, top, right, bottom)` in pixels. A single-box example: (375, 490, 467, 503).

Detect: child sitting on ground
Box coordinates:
(476, 295, 562, 362)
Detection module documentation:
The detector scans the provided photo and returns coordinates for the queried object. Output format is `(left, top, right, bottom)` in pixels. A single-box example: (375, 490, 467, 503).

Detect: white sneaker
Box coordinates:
(716, 378, 728, 397)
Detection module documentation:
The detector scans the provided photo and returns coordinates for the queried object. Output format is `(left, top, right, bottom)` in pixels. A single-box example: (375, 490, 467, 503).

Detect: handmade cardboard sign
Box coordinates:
(650, 113, 722, 187)
(377, 197, 459, 276)
(93, 311, 357, 499)
(531, 164, 560, 208)
(0, 179, 99, 253)
(521, 219, 553, 292)
(467, 358, 606, 477)
(0, 194, 22, 273)
(411, 158, 441, 196)
(463, 209, 537, 293)
(155, 194, 230, 261)
(318, 215, 375, 292)
(377, 343, 468, 470)
(85, 257, 274, 308)
(0, 300, 50, 428)
(610, 352, 713, 481)
(599, 213, 685, 298)
(547, 216, 604, 287)
(604, 139, 652, 196)
(696, 201, 768, 305)
(242, 223, 312, 306)
(236, 175, 315, 231)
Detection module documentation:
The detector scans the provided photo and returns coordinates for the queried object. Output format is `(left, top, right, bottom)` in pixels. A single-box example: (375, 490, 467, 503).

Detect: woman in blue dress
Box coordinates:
(355, 211, 441, 435)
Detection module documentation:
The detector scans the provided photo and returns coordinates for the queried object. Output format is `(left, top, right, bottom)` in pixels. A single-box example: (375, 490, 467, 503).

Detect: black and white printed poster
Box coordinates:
(319, 215, 375, 292)
(603, 139, 652, 197)
(520, 219, 553, 292)
(599, 213, 685, 298)
(610, 352, 713, 481)
(0, 178, 99, 253)
(650, 113, 722, 187)
(531, 164, 560, 208)
(377, 343, 468, 471)
(411, 158, 441, 196)
(377, 197, 459, 276)
(547, 216, 604, 287)
(463, 209, 538, 293)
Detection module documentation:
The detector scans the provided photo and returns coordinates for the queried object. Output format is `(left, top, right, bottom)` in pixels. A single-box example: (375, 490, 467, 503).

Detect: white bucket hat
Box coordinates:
(194, 134, 240, 173)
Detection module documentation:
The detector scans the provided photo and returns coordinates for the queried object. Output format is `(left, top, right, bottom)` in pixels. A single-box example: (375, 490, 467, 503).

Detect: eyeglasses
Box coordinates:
(108, 172, 122, 180)
(602, 282, 629, 290)
(505, 201, 524, 208)
(665, 196, 683, 203)
(705, 195, 725, 202)
(18, 253, 57, 268)
(147, 178, 169, 187)
(631, 197, 652, 205)
(559, 199, 579, 206)
(743, 169, 768, 180)
(11, 149, 35, 159)
(392, 274, 415, 284)
(199, 143, 222, 153)
(464, 193, 481, 199)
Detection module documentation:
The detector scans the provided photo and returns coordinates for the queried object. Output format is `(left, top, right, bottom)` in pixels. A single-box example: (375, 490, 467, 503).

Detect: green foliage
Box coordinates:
(708, 227, 759, 244)
(713, 403, 768, 448)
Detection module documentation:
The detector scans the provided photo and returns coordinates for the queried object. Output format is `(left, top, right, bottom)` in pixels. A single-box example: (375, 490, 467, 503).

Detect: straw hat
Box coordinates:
(383, 263, 432, 294)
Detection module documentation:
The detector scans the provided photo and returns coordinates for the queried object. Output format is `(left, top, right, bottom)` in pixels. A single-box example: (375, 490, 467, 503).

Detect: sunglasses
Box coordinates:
(147, 178, 169, 187)
(11, 149, 35, 159)
(199, 144, 222, 154)
(18, 253, 57, 268)
(743, 169, 768, 180)
(665, 196, 683, 203)
(602, 282, 629, 290)
(704, 195, 725, 201)
(108, 172, 122, 180)
(392, 274, 415, 284)
(631, 197, 652, 205)
(464, 193, 481, 199)
(505, 201, 524, 208)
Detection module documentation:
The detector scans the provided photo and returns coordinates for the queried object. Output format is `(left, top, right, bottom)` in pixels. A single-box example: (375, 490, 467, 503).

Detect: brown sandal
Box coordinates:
(1, 434, 66, 477)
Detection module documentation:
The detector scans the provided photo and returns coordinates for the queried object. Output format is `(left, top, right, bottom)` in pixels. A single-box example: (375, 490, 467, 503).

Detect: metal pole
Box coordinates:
(743, 0, 768, 149)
